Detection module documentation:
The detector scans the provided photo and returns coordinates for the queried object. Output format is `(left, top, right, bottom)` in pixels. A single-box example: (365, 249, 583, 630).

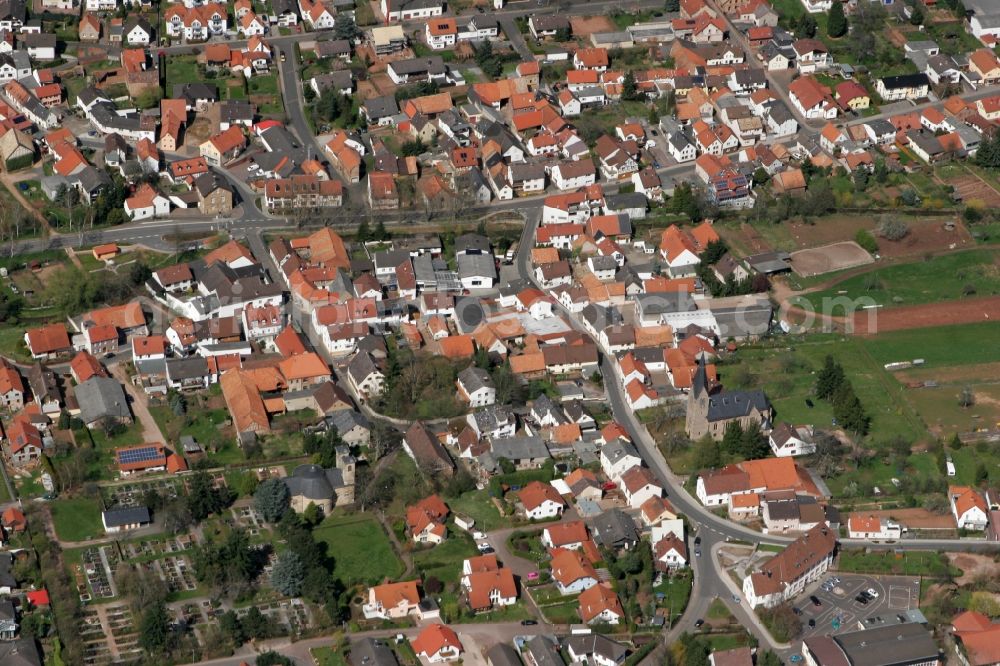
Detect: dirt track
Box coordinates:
(853, 295, 1000, 334)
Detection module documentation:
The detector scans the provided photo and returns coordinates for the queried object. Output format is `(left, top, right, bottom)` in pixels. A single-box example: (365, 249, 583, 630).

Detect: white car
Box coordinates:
(866, 588, 879, 598)
(472, 531, 487, 540)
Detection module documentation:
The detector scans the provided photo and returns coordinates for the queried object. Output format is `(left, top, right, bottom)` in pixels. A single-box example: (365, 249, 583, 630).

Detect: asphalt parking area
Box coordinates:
(793, 574, 921, 638)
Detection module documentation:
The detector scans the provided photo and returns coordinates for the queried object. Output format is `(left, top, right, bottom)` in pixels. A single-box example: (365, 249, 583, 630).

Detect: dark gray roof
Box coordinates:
(328, 409, 370, 436)
(283, 463, 346, 500)
(347, 352, 382, 385)
(350, 638, 399, 666)
(879, 73, 929, 90)
(174, 82, 219, 103)
(744, 251, 791, 274)
(635, 291, 697, 316)
(712, 301, 773, 339)
(363, 95, 399, 120)
(486, 643, 523, 666)
(865, 118, 896, 135)
(457, 253, 496, 279)
(313, 70, 353, 93)
(602, 439, 640, 465)
(458, 366, 494, 393)
(317, 39, 352, 57)
(102, 506, 151, 527)
(524, 636, 563, 666)
(73, 166, 112, 194)
(0, 552, 14, 589)
(563, 634, 630, 664)
(76, 376, 130, 424)
(582, 303, 624, 331)
(530, 15, 570, 31)
(590, 508, 639, 549)
(706, 389, 771, 422)
(390, 56, 446, 76)
(831, 623, 939, 666)
(194, 171, 232, 197)
(470, 404, 513, 432)
(490, 435, 549, 461)
(455, 233, 490, 255)
(166, 357, 210, 381)
(0, 638, 42, 666)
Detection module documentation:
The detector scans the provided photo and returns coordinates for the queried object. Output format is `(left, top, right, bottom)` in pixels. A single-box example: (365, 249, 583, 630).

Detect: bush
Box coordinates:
(854, 229, 879, 254)
(875, 217, 909, 240)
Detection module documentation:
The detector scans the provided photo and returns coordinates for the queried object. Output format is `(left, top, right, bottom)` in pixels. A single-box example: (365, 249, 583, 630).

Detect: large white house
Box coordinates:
(769, 423, 817, 457)
(743, 525, 836, 609)
(950, 485, 989, 531)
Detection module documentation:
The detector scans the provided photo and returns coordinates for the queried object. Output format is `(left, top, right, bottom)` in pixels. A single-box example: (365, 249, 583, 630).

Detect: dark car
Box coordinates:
(520, 619, 537, 626)
(855, 594, 869, 605)
(810, 595, 821, 607)
(793, 607, 803, 615)
(694, 536, 701, 545)
(808, 619, 816, 628)
(694, 619, 705, 628)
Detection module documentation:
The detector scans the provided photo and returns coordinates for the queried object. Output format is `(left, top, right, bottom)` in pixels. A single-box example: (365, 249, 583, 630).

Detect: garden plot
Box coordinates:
(154, 555, 198, 594)
(76, 546, 119, 601)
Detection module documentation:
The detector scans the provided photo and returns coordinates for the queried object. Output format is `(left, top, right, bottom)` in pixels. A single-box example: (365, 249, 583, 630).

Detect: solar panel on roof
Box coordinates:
(117, 446, 163, 464)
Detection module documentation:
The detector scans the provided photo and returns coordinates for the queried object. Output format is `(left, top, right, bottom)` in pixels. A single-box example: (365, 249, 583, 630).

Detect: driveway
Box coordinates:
(111, 365, 167, 444)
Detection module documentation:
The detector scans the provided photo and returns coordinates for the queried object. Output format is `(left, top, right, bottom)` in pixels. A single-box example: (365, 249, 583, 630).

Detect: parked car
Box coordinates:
(520, 619, 537, 626)
(810, 595, 821, 607)
(694, 619, 704, 628)
(808, 619, 816, 628)
(866, 588, 880, 598)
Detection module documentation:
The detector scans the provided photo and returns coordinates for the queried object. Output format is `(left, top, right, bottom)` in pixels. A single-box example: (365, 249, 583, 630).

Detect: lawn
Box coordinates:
(50, 497, 105, 542)
(654, 570, 692, 625)
(920, 21, 983, 55)
(0, 326, 30, 362)
(148, 404, 233, 449)
(165, 55, 202, 90)
(800, 250, 1000, 312)
(540, 600, 579, 624)
(411, 532, 478, 584)
(311, 646, 349, 666)
(706, 633, 756, 652)
(314, 514, 404, 586)
(836, 550, 960, 577)
(447, 490, 506, 532)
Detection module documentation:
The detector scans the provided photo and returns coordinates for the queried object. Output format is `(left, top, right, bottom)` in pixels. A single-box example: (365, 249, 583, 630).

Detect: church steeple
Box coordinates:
(692, 357, 708, 399)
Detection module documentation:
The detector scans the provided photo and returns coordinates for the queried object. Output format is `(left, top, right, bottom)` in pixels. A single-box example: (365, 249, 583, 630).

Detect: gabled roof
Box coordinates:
(412, 624, 462, 658)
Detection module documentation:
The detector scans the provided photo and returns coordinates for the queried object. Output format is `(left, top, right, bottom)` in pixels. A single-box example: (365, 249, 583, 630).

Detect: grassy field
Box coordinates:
(51, 497, 105, 542)
(314, 514, 404, 586)
(836, 550, 960, 577)
(800, 250, 1000, 312)
(860, 322, 1000, 367)
(719, 335, 925, 443)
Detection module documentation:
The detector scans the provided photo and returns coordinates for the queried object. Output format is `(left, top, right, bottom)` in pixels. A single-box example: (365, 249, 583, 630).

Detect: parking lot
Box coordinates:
(794, 573, 921, 638)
